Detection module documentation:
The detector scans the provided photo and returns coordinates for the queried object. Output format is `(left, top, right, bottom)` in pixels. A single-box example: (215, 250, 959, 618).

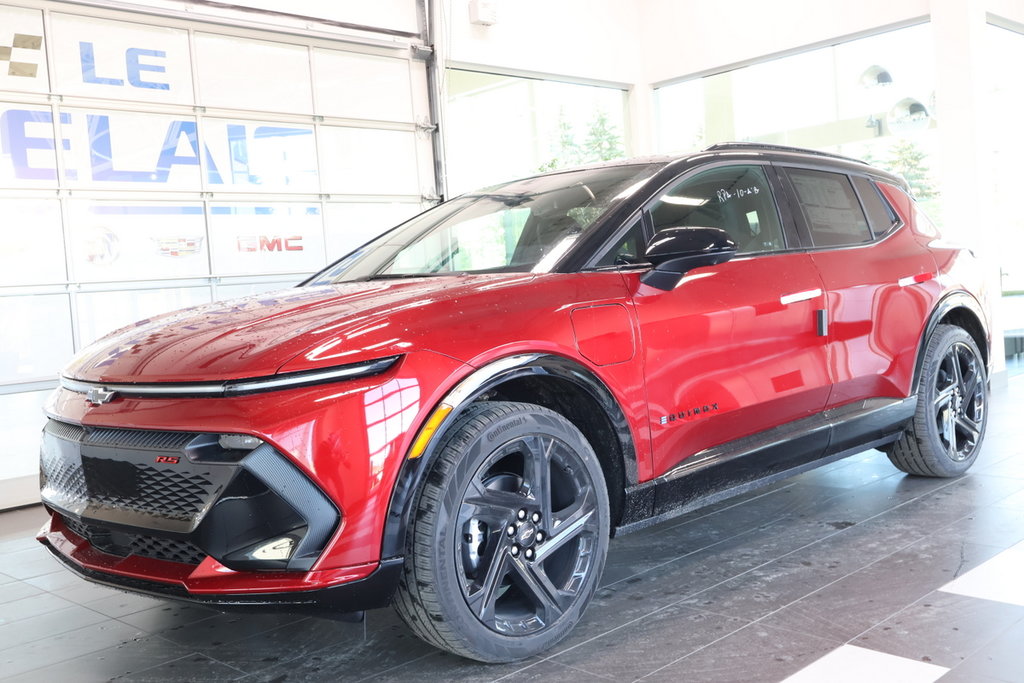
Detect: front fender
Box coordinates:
(379, 353, 637, 561)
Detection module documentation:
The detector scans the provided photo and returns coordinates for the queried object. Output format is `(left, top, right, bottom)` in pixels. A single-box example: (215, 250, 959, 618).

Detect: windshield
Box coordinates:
(307, 164, 660, 284)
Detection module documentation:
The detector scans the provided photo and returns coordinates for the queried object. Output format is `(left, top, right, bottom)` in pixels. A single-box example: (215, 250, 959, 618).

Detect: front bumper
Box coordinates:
(36, 416, 405, 609)
(39, 517, 402, 613)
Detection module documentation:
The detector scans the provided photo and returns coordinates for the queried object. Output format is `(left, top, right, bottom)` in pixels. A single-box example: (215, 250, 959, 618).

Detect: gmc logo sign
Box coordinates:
(236, 236, 303, 252)
(155, 455, 180, 464)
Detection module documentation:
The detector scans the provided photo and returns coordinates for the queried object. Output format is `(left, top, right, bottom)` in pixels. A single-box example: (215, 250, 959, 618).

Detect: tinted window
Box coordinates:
(649, 165, 785, 254)
(787, 169, 871, 246)
(594, 218, 646, 267)
(853, 176, 899, 236)
(307, 164, 661, 283)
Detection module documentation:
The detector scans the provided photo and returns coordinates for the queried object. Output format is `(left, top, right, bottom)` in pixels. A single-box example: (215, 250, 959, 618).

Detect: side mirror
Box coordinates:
(640, 227, 738, 290)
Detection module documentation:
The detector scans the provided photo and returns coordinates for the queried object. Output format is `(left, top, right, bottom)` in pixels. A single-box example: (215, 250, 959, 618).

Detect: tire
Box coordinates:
(394, 401, 610, 662)
(888, 324, 988, 477)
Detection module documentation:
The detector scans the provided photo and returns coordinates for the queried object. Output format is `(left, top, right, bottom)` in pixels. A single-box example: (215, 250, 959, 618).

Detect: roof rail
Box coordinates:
(703, 142, 866, 165)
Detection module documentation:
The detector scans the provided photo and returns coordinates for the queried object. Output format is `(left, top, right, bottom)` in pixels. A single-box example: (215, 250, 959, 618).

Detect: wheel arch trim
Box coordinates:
(913, 290, 990, 389)
(379, 353, 638, 560)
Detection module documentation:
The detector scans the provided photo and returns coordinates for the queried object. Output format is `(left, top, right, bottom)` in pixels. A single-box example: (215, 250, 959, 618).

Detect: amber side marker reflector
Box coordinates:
(409, 403, 453, 459)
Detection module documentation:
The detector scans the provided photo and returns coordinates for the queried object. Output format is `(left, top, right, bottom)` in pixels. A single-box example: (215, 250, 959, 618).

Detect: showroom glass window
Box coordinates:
(445, 69, 629, 194)
(653, 23, 942, 226)
(986, 23, 1024, 376)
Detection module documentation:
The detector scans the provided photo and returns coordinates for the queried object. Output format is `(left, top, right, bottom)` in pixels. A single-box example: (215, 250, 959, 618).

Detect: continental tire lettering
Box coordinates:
(486, 416, 526, 442)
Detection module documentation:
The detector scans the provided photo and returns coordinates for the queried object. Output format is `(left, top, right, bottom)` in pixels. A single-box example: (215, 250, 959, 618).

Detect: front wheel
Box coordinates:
(888, 324, 988, 477)
(394, 401, 610, 662)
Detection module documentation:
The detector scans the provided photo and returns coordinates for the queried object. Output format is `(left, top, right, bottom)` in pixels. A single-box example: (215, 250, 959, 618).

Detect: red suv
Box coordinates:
(38, 143, 990, 662)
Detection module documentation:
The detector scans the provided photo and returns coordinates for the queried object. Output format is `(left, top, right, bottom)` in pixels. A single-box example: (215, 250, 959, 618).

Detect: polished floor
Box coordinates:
(2, 379, 1024, 682)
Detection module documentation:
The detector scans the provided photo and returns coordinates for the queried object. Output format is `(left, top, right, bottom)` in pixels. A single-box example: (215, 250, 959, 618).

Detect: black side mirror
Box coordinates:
(640, 227, 738, 290)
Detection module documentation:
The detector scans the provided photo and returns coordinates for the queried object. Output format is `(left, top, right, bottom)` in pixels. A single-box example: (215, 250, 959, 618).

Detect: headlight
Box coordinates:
(223, 355, 400, 394)
(60, 355, 401, 400)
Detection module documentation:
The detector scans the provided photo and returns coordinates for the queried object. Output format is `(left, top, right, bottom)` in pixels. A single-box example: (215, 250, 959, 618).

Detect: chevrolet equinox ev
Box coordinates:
(38, 143, 990, 662)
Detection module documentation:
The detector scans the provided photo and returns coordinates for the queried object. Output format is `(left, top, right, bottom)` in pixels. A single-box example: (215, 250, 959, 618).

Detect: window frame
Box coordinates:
(851, 175, 903, 239)
(587, 212, 646, 270)
(584, 161, 800, 270)
(776, 164, 885, 250)
(774, 162, 913, 250)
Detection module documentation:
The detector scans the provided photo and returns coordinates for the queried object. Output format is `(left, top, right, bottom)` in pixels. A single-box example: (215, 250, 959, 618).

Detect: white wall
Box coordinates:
(441, 0, 643, 85)
(639, 0, 930, 85)
(987, 0, 1024, 25)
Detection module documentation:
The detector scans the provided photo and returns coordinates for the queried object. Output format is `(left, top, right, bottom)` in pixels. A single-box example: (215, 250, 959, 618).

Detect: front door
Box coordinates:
(622, 164, 832, 478)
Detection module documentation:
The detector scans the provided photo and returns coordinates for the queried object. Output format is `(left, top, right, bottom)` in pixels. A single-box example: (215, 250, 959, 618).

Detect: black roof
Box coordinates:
(553, 142, 904, 189)
(702, 142, 866, 165)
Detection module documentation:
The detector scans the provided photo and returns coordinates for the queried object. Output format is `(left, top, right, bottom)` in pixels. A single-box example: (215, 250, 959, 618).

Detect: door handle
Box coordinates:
(815, 309, 828, 337)
(779, 288, 822, 305)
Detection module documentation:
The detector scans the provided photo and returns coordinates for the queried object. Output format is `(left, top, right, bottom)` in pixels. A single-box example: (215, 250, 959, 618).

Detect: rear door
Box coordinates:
(778, 167, 938, 407)
(616, 163, 832, 478)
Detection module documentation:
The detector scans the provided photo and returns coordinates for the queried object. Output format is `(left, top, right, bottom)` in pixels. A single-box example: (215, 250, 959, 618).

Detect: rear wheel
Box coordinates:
(394, 401, 609, 662)
(888, 324, 988, 477)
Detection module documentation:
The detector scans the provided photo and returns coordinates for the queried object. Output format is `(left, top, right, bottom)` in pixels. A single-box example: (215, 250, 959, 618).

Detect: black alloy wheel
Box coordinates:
(394, 401, 610, 662)
(888, 324, 988, 477)
(456, 432, 602, 636)
(932, 339, 985, 461)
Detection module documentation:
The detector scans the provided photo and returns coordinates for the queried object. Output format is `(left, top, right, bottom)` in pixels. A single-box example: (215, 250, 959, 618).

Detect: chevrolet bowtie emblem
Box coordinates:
(86, 387, 118, 405)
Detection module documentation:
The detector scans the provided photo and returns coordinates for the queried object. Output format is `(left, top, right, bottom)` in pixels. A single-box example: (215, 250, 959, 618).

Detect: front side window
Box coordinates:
(648, 165, 785, 254)
(307, 164, 661, 283)
(593, 218, 646, 267)
(786, 168, 872, 246)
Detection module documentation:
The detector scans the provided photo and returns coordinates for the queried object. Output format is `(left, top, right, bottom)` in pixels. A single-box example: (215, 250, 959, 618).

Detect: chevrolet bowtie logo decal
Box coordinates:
(86, 387, 118, 405)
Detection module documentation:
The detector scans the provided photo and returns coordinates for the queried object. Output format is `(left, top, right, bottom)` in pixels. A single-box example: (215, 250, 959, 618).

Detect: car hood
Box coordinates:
(65, 275, 536, 384)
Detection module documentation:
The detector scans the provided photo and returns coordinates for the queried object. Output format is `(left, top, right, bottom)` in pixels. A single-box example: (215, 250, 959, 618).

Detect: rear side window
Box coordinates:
(786, 168, 872, 247)
(852, 176, 899, 236)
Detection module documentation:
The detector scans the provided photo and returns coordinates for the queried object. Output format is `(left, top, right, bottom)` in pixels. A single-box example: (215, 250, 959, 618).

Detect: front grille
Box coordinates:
(40, 420, 237, 533)
(47, 420, 86, 442)
(61, 515, 91, 539)
(86, 460, 218, 522)
(42, 453, 218, 522)
(131, 535, 206, 565)
(41, 418, 340, 572)
(40, 446, 88, 506)
(62, 515, 207, 566)
(87, 427, 196, 451)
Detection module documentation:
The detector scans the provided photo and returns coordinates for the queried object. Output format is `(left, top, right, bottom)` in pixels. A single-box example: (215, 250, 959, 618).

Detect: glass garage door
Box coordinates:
(0, 1, 436, 505)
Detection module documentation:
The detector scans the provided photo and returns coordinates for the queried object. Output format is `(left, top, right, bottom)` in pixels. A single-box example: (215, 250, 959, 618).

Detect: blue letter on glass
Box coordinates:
(126, 48, 169, 90)
(87, 114, 156, 182)
(0, 109, 58, 180)
(79, 42, 124, 86)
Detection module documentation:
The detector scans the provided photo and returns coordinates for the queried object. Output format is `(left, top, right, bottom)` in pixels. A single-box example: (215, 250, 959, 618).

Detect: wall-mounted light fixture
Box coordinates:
(859, 65, 893, 89)
(887, 97, 930, 134)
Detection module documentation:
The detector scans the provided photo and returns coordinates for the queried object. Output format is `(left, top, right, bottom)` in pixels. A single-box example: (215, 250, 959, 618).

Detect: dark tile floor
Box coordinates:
(2, 379, 1023, 682)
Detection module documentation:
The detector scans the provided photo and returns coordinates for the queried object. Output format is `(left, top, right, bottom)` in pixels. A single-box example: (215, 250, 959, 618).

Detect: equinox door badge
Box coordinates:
(658, 403, 719, 425)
